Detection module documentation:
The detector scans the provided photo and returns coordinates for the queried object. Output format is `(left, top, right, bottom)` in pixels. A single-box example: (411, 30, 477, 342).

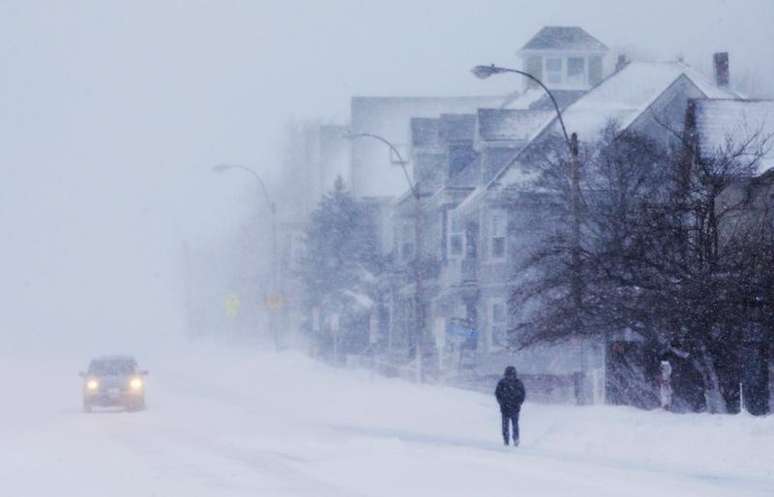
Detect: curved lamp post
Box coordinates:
(472, 64, 585, 400)
(212, 163, 280, 351)
(344, 131, 424, 383)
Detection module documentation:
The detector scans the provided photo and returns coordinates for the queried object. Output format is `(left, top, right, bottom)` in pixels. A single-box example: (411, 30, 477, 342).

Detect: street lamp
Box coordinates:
(472, 63, 585, 400)
(212, 163, 280, 351)
(344, 131, 425, 383)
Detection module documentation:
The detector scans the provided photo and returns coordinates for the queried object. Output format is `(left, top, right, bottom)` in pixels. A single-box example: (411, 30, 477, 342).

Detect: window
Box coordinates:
(465, 222, 478, 259)
(545, 57, 562, 85)
(490, 213, 506, 259)
(491, 301, 508, 349)
(400, 223, 414, 261)
(567, 57, 585, 86)
(448, 216, 464, 258)
(525, 55, 543, 88)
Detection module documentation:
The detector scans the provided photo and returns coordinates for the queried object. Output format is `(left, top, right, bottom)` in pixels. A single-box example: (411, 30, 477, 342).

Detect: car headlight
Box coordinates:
(129, 377, 143, 390)
(86, 379, 99, 391)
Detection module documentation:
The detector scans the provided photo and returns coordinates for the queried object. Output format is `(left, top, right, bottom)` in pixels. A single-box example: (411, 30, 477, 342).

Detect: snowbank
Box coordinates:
(169, 342, 774, 483)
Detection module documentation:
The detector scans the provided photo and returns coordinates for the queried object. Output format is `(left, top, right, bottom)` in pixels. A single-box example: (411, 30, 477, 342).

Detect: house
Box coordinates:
(382, 113, 481, 363)
(690, 98, 774, 241)
(695, 98, 774, 414)
(295, 26, 760, 406)
(421, 30, 742, 402)
(349, 96, 507, 199)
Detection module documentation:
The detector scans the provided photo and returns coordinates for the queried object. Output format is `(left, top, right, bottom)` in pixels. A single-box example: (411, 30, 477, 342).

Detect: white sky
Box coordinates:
(1, 0, 772, 350)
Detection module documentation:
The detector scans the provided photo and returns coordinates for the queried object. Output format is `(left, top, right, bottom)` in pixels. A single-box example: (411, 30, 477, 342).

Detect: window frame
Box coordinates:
(545, 57, 563, 85)
(490, 212, 507, 260)
(400, 222, 414, 261)
(566, 56, 586, 86)
(447, 215, 464, 259)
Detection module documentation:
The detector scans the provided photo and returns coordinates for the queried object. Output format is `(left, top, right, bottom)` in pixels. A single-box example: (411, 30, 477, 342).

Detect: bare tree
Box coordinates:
(511, 121, 773, 413)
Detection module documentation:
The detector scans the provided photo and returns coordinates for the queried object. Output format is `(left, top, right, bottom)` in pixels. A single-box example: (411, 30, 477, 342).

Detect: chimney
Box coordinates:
(615, 54, 629, 72)
(713, 52, 730, 88)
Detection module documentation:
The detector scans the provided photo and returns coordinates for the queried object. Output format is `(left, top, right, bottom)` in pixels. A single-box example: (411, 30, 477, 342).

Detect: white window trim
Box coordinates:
(566, 56, 587, 86)
(535, 51, 596, 91)
(400, 222, 414, 261)
(447, 214, 465, 260)
(544, 56, 563, 85)
(489, 212, 507, 261)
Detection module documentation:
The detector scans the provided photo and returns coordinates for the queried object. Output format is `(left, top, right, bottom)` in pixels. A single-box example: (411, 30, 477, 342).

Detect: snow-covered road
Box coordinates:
(3, 343, 773, 497)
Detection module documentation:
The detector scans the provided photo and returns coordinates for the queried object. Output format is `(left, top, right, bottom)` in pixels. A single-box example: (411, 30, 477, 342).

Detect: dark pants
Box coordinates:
(501, 410, 520, 445)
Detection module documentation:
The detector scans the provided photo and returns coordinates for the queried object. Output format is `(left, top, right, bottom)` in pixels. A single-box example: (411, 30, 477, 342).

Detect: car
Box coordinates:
(79, 355, 148, 412)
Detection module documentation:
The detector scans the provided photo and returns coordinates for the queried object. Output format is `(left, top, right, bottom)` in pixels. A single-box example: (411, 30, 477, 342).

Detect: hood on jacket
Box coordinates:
(504, 366, 517, 378)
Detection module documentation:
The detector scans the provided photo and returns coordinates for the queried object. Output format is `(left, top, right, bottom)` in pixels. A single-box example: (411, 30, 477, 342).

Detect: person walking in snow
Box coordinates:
(495, 366, 526, 446)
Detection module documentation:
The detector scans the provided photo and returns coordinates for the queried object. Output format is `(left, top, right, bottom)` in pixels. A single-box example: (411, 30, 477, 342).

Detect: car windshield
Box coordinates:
(88, 359, 136, 376)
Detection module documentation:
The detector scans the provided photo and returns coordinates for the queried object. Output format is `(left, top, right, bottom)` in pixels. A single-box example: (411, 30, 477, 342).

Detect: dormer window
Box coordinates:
(567, 57, 586, 85)
(518, 26, 609, 91)
(546, 58, 563, 85)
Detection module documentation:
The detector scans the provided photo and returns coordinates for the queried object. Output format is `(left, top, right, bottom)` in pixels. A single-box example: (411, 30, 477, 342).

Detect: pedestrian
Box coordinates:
(495, 366, 526, 446)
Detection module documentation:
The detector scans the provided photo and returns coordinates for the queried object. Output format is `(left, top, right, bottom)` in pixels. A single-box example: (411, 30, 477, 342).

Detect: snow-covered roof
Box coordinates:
(446, 154, 481, 189)
(501, 88, 586, 111)
(439, 113, 477, 142)
(463, 61, 743, 206)
(692, 99, 774, 174)
(520, 26, 608, 52)
(545, 61, 741, 144)
(477, 108, 555, 142)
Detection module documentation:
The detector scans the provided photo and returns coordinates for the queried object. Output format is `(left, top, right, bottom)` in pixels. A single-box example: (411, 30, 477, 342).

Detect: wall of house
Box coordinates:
(629, 75, 707, 146)
(717, 175, 774, 235)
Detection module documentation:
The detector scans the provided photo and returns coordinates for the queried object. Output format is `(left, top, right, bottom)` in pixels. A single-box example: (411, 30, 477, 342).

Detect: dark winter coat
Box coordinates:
(495, 369, 526, 414)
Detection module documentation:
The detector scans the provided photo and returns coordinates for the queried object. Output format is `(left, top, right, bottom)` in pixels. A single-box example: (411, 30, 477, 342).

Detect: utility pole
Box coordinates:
(344, 132, 424, 382)
(270, 201, 279, 350)
(570, 132, 586, 403)
(472, 64, 587, 399)
(413, 184, 424, 383)
(213, 164, 281, 351)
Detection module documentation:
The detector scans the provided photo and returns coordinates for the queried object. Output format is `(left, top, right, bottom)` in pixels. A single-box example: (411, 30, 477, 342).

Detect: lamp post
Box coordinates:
(344, 132, 424, 383)
(212, 164, 280, 351)
(472, 64, 585, 399)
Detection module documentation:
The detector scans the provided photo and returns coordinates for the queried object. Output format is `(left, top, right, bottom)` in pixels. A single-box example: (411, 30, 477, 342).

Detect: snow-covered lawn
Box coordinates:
(2, 342, 773, 496)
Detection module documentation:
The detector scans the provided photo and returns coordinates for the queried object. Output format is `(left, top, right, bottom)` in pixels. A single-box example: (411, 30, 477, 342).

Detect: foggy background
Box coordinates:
(2, 0, 772, 354)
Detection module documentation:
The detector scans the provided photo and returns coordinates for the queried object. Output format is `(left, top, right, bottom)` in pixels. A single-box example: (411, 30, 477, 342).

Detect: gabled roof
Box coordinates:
(692, 99, 774, 174)
(521, 26, 607, 52)
(552, 62, 741, 142)
(492, 61, 742, 187)
(477, 108, 555, 142)
(527, 90, 587, 111)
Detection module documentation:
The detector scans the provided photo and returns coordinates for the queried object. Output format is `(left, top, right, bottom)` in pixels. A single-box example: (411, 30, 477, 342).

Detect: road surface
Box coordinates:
(2, 344, 772, 497)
